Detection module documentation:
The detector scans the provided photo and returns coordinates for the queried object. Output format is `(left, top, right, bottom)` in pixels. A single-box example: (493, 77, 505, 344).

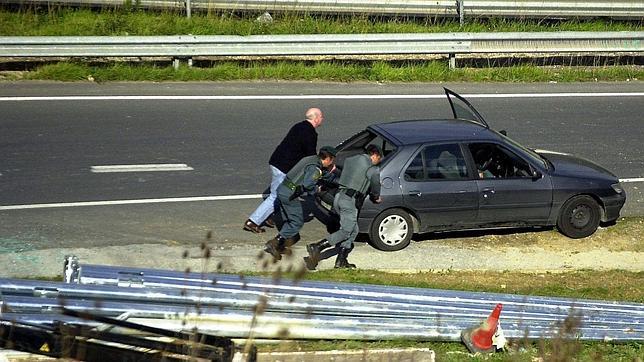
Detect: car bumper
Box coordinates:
(601, 192, 626, 222)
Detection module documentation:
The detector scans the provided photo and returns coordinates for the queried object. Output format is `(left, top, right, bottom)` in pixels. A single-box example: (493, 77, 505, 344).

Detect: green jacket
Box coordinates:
(338, 154, 381, 199)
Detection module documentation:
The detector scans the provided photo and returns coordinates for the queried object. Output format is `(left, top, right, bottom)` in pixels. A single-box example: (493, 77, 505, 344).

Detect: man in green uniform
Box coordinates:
(263, 146, 338, 261)
(305, 144, 383, 270)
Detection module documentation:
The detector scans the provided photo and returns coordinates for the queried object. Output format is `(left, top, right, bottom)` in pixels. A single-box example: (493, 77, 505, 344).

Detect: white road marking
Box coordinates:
(0, 194, 263, 210)
(1, 93, 643, 102)
(91, 164, 194, 173)
(2, 176, 642, 210)
(620, 178, 644, 183)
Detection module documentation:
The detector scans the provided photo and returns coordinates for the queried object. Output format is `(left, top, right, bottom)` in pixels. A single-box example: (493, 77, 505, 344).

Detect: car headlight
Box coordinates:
(611, 182, 624, 194)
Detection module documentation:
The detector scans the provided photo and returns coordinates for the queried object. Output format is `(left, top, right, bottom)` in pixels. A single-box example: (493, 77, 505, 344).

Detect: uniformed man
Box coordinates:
(263, 146, 338, 261)
(304, 144, 383, 270)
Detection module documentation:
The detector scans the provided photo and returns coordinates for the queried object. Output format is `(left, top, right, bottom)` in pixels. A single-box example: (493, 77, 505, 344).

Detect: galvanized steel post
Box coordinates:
(457, 0, 464, 26)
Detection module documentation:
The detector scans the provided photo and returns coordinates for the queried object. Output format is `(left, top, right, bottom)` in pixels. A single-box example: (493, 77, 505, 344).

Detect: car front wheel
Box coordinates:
(369, 208, 413, 251)
(557, 195, 601, 239)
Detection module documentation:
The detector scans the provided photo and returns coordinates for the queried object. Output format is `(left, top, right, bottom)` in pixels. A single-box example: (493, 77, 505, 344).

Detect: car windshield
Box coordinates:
(498, 131, 548, 169)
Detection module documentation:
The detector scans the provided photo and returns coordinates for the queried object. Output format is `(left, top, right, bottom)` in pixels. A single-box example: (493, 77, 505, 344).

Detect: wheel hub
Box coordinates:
(570, 205, 591, 229)
(378, 215, 409, 246)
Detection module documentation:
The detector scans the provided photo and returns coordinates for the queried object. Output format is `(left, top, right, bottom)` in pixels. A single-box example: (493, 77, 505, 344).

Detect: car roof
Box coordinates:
(369, 119, 499, 146)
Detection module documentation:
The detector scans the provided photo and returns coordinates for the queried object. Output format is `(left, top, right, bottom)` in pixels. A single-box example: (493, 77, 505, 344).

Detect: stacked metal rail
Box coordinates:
(3, 0, 643, 19)
(1, 32, 642, 58)
(1, 259, 641, 344)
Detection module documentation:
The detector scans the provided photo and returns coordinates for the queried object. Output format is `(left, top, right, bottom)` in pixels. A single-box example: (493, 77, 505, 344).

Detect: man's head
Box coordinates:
(305, 108, 324, 128)
(366, 144, 383, 165)
(318, 145, 337, 168)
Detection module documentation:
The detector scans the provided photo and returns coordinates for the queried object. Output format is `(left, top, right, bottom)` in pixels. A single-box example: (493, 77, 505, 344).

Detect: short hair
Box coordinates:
(319, 145, 337, 159)
(366, 144, 383, 157)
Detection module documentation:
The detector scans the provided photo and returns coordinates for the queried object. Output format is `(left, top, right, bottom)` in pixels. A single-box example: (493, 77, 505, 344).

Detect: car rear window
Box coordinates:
(405, 143, 469, 181)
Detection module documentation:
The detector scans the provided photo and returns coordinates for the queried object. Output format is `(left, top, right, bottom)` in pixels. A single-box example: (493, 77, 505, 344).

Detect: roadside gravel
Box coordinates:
(1, 218, 642, 279)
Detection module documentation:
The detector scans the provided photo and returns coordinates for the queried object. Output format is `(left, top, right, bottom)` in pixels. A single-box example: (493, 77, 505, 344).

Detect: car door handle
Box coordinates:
(408, 191, 422, 197)
(481, 187, 495, 198)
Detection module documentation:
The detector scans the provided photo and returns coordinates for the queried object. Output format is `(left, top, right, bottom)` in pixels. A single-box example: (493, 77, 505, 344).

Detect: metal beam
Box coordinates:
(0, 32, 641, 59)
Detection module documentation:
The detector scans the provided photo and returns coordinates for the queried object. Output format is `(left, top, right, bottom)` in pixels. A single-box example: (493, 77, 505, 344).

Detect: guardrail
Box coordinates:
(3, 0, 644, 19)
(1, 32, 642, 68)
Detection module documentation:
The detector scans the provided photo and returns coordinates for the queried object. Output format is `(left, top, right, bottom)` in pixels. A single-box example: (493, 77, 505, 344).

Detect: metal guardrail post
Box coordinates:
(186, 0, 191, 18)
(457, 0, 464, 26)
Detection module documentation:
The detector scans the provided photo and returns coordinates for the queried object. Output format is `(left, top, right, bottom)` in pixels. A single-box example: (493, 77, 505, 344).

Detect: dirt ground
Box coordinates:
(429, 217, 643, 253)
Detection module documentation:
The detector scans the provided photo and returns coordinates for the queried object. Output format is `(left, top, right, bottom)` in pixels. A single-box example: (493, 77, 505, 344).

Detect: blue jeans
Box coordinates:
(249, 165, 286, 225)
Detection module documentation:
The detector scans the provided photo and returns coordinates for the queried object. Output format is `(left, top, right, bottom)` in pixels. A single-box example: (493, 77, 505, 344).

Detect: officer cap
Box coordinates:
(366, 144, 383, 156)
(320, 145, 338, 157)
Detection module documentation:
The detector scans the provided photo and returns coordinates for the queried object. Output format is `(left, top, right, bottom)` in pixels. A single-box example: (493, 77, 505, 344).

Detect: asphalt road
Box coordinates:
(0, 81, 642, 277)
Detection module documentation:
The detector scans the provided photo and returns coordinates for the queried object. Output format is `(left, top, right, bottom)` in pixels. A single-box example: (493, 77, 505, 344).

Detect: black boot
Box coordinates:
(304, 239, 331, 270)
(280, 234, 300, 257)
(263, 236, 285, 261)
(282, 233, 301, 249)
(334, 247, 356, 269)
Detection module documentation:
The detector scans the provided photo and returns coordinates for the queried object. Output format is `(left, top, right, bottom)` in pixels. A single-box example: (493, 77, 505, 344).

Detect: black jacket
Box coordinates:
(269, 121, 318, 173)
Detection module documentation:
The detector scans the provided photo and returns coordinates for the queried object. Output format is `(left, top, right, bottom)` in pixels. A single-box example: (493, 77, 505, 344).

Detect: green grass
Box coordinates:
(1, 7, 641, 82)
(0, 8, 641, 36)
(294, 269, 644, 303)
(10, 61, 642, 83)
(258, 340, 643, 362)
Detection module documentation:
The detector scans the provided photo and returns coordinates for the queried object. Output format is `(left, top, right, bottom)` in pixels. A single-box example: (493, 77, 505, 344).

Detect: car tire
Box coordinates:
(557, 195, 601, 239)
(369, 208, 413, 251)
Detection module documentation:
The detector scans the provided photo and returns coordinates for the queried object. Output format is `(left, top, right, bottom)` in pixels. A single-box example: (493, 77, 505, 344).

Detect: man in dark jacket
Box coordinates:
(243, 108, 324, 233)
(304, 144, 383, 270)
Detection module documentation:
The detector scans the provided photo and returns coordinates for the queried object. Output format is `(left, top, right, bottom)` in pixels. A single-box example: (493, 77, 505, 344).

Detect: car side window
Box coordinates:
(469, 143, 532, 179)
(404, 144, 469, 181)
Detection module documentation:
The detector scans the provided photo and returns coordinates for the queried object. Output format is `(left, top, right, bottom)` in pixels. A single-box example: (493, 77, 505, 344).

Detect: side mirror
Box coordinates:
(531, 167, 542, 180)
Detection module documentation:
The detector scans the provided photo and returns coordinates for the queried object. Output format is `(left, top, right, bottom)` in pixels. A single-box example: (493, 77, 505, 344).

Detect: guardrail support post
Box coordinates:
(186, 0, 191, 18)
(449, 54, 457, 69)
(173, 58, 180, 70)
(188, 58, 193, 67)
(457, 0, 464, 26)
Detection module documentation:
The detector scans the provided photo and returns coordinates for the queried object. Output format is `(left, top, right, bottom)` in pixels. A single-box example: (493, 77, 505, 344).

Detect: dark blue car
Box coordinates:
(318, 89, 626, 251)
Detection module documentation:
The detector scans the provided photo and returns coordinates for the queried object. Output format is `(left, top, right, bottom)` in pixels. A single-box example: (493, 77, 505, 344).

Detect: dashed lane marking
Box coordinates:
(91, 164, 194, 173)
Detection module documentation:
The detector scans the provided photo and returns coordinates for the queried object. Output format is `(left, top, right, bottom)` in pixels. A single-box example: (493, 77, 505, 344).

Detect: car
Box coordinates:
(316, 88, 626, 251)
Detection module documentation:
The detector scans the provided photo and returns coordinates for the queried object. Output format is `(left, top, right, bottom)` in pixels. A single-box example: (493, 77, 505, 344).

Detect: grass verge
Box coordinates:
(1, 8, 641, 36)
(5, 61, 642, 82)
(1, 8, 641, 82)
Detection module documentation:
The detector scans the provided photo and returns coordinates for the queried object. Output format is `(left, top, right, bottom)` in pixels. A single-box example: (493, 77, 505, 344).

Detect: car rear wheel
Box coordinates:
(369, 209, 413, 251)
(557, 195, 601, 239)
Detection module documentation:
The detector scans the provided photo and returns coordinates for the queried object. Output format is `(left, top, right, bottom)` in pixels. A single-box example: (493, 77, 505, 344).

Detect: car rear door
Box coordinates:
(400, 143, 479, 230)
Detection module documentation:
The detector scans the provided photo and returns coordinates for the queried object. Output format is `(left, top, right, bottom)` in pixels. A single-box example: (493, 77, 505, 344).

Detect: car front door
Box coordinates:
(468, 142, 553, 225)
(400, 143, 478, 230)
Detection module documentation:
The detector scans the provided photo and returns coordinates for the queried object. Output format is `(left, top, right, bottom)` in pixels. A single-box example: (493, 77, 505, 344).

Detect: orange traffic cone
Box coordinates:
(461, 303, 503, 353)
